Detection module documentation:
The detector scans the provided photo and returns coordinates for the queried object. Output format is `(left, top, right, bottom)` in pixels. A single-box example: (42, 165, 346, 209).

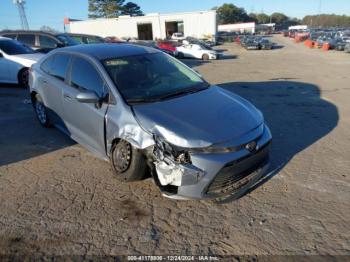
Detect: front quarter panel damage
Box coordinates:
(105, 104, 154, 155)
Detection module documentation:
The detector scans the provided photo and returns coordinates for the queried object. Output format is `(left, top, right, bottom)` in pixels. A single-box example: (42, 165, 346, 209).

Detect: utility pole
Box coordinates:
(13, 0, 29, 30)
(317, 0, 322, 28)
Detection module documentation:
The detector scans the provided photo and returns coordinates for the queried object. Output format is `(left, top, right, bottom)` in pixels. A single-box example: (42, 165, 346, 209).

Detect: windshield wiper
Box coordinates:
(155, 86, 208, 101)
(128, 85, 209, 104)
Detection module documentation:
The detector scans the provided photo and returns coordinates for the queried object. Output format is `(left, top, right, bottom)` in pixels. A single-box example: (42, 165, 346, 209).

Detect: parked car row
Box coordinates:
(134, 39, 219, 60)
(0, 30, 224, 89)
(283, 28, 350, 53)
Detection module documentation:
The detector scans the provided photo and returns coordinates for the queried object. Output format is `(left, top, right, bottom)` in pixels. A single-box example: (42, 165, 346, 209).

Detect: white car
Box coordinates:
(171, 32, 186, 41)
(177, 42, 218, 60)
(0, 37, 44, 87)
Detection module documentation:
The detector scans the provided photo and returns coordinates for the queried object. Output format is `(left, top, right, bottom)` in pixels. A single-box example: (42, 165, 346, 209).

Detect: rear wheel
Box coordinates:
(33, 95, 51, 127)
(178, 52, 184, 59)
(202, 54, 209, 60)
(111, 140, 147, 182)
(18, 68, 29, 88)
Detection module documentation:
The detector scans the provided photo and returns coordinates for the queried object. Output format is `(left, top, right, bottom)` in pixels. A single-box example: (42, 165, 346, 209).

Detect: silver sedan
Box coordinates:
(29, 44, 272, 200)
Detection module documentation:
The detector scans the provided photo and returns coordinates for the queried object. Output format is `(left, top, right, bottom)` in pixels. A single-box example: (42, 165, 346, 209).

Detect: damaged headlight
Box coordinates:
(153, 136, 205, 187)
(153, 136, 191, 164)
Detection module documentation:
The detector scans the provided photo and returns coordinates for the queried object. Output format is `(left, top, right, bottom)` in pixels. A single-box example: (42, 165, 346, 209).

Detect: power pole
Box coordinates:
(316, 0, 322, 28)
(13, 0, 29, 30)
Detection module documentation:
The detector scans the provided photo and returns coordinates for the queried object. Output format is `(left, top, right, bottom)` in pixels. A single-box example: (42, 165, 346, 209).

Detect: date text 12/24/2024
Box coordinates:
(127, 255, 220, 261)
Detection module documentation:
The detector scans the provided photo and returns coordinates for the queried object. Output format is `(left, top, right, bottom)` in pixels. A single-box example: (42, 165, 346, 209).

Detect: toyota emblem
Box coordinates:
(245, 141, 257, 152)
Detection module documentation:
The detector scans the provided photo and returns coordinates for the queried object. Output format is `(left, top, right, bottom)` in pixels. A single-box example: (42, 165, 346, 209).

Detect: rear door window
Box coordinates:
(40, 55, 55, 74)
(17, 34, 36, 46)
(50, 54, 71, 81)
(39, 35, 58, 48)
(70, 57, 105, 97)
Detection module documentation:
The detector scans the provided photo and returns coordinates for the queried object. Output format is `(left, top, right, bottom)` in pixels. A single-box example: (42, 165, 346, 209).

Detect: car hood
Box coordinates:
(8, 53, 44, 67)
(132, 86, 264, 148)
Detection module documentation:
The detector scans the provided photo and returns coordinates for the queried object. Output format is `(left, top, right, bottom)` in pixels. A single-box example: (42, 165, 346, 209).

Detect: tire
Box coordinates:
(18, 68, 29, 88)
(110, 140, 147, 182)
(178, 52, 184, 59)
(33, 94, 51, 128)
(202, 54, 209, 60)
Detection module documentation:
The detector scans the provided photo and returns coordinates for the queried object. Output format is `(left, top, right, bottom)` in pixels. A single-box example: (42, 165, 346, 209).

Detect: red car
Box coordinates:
(157, 41, 178, 56)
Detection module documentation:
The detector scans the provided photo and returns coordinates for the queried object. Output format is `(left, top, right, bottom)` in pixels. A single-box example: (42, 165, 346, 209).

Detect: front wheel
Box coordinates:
(110, 140, 147, 182)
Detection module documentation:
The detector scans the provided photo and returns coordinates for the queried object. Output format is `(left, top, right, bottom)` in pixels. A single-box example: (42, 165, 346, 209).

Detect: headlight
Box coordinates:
(154, 136, 191, 164)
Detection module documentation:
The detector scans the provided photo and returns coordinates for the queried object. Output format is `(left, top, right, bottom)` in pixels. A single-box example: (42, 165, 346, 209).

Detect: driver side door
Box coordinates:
(62, 55, 109, 157)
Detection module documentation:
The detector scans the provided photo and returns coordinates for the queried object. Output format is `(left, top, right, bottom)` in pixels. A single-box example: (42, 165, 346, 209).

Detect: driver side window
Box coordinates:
(70, 57, 106, 97)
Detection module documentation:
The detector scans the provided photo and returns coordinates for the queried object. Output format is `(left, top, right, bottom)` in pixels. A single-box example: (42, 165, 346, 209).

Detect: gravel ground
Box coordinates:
(0, 35, 349, 257)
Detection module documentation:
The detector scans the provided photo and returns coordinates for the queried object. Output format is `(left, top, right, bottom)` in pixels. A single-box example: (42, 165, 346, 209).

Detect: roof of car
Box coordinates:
(0, 30, 59, 36)
(0, 36, 12, 41)
(59, 43, 159, 60)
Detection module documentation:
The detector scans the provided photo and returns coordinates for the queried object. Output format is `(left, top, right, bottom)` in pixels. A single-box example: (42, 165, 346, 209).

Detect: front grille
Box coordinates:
(206, 142, 271, 197)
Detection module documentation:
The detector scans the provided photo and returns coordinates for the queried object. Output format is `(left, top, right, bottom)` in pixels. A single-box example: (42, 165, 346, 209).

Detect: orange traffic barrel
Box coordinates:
(322, 43, 330, 51)
(304, 39, 311, 47)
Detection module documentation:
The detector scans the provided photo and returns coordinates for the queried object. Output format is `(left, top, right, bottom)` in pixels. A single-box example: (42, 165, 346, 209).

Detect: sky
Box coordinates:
(1, 0, 350, 31)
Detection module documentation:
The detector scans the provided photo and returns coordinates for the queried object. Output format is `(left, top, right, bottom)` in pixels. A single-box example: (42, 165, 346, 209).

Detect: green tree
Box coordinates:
(121, 2, 143, 16)
(256, 13, 271, 24)
(270, 12, 289, 25)
(217, 3, 250, 24)
(248, 13, 257, 23)
(89, 0, 143, 18)
(302, 14, 350, 27)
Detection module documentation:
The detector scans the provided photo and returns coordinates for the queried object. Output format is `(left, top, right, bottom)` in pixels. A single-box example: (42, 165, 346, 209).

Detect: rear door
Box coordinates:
(62, 55, 109, 156)
(39, 53, 71, 126)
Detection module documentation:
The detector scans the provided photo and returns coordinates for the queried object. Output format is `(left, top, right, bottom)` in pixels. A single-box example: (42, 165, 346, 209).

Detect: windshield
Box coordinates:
(103, 52, 208, 104)
(56, 34, 80, 46)
(0, 39, 35, 55)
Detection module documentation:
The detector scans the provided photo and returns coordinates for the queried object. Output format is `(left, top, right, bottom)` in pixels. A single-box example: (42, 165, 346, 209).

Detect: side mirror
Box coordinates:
(76, 90, 100, 104)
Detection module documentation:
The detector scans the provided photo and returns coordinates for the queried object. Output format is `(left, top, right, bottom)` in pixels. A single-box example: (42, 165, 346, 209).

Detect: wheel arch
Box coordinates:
(30, 90, 38, 103)
(17, 67, 29, 85)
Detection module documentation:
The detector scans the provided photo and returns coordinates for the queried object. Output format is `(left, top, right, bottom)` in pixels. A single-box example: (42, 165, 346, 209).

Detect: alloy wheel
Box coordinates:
(35, 100, 47, 124)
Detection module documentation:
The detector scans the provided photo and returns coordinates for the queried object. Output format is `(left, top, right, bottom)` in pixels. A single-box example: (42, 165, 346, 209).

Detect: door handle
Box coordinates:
(63, 93, 72, 100)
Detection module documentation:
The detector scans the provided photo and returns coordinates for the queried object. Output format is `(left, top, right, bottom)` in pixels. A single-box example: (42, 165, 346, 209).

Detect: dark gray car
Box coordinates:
(29, 44, 272, 200)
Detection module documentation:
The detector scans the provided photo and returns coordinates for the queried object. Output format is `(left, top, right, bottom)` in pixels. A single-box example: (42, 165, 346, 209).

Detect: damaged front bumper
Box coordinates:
(152, 123, 272, 200)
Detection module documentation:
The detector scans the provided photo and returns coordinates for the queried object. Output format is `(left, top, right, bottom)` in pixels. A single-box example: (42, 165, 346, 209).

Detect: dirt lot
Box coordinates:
(0, 35, 349, 257)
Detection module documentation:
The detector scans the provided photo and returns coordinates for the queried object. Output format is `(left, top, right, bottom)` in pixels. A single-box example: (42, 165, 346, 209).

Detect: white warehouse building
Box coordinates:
(66, 10, 217, 40)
